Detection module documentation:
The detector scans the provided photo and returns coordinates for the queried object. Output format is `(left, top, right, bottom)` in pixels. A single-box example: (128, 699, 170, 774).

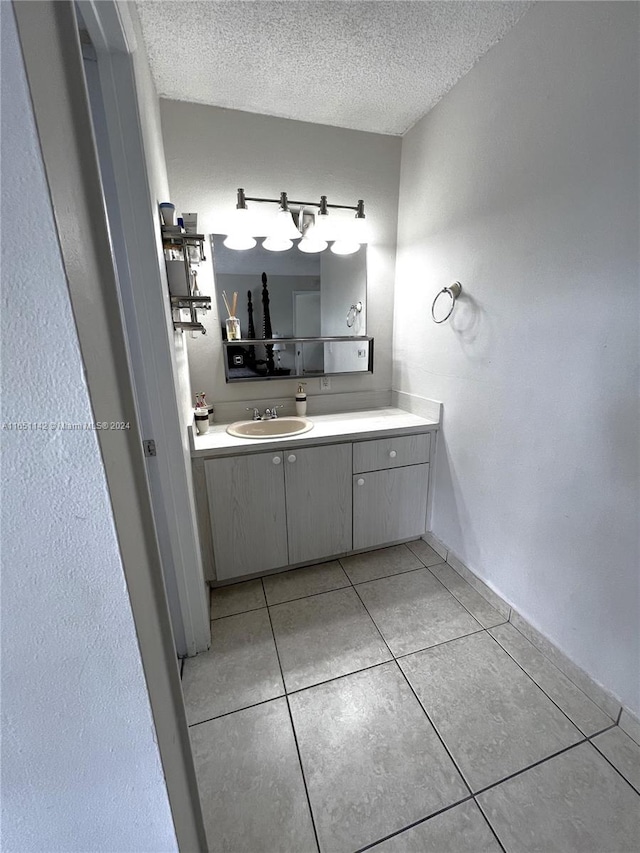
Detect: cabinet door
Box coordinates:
(205, 452, 288, 580)
(285, 443, 352, 565)
(353, 464, 429, 551)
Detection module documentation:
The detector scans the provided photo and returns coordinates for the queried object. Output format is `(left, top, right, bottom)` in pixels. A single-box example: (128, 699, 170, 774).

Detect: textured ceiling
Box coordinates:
(136, 1, 531, 136)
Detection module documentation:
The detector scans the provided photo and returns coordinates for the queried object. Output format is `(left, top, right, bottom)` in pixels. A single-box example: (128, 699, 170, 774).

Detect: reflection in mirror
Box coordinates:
(211, 235, 371, 382)
(224, 338, 373, 382)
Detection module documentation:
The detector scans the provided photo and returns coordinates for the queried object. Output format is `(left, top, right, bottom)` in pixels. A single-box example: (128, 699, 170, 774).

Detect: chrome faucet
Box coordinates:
(263, 405, 284, 420)
(246, 405, 284, 421)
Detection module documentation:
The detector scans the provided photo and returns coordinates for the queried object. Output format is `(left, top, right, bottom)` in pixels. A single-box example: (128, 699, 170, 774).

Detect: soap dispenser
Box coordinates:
(295, 383, 307, 417)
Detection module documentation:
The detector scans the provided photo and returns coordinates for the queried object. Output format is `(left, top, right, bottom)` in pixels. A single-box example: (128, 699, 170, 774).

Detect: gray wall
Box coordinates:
(0, 5, 177, 848)
(160, 101, 401, 403)
(394, 2, 639, 712)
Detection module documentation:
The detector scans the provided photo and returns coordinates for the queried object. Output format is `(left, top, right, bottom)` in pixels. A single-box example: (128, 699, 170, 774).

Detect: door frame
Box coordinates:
(13, 1, 207, 849)
(75, 0, 210, 659)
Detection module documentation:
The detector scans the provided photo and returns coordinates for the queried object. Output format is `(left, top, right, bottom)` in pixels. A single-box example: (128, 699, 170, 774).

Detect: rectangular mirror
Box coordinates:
(210, 235, 372, 382)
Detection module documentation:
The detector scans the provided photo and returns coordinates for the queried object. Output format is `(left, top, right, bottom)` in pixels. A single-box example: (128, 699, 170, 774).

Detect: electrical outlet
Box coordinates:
(319, 376, 331, 392)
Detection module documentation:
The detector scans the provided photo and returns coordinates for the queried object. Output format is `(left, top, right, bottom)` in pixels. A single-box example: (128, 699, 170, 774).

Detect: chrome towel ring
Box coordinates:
(431, 281, 462, 324)
(346, 301, 363, 328)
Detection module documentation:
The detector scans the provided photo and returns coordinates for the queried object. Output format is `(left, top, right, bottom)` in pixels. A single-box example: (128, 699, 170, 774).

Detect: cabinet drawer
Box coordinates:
(353, 432, 430, 474)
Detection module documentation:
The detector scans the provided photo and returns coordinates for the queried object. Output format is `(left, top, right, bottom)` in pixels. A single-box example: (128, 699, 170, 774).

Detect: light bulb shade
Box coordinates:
(330, 239, 360, 255)
(312, 211, 332, 242)
(225, 205, 255, 234)
(263, 236, 293, 252)
(352, 216, 369, 243)
(223, 233, 257, 250)
(298, 237, 328, 253)
(270, 208, 301, 241)
(298, 222, 328, 253)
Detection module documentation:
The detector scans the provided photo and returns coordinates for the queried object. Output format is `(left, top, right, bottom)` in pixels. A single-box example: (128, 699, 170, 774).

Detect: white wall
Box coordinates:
(394, 2, 639, 712)
(0, 5, 177, 849)
(159, 101, 401, 404)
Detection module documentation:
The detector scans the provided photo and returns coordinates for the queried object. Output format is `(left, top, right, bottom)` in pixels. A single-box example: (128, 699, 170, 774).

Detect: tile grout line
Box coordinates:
(472, 795, 508, 853)
(357, 724, 632, 852)
(187, 693, 285, 729)
(261, 576, 322, 853)
(589, 731, 640, 797)
(210, 603, 267, 622)
(350, 582, 476, 799)
(393, 627, 490, 660)
(421, 562, 505, 629)
(353, 793, 475, 853)
(493, 623, 619, 725)
(484, 631, 606, 737)
(472, 738, 589, 798)
(506, 617, 620, 720)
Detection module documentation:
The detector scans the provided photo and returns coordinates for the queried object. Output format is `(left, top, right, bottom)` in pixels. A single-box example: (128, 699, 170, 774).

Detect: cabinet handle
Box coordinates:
(357, 478, 365, 486)
(389, 450, 397, 458)
(272, 456, 281, 465)
(288, 454, 297, 463)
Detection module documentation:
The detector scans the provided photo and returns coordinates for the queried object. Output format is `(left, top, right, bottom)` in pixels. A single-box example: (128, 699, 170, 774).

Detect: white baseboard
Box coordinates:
(446, 549, 511, 619)
(429, 531, 627, 724)
(422, 531, 448, 561)
(619, 708, 640, 746)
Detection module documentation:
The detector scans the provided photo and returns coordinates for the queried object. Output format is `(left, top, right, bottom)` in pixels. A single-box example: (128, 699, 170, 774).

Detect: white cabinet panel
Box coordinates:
(353, 464, 429, 551)
(285, 443, 352, 565)
(205, 452, 288, 580)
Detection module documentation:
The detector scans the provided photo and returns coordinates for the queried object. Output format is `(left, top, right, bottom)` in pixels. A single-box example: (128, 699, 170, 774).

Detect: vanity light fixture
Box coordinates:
(223, 189, 367, 255)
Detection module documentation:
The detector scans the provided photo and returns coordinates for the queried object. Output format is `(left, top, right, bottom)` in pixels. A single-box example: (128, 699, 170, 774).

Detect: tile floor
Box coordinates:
(183, 542, 640, 853)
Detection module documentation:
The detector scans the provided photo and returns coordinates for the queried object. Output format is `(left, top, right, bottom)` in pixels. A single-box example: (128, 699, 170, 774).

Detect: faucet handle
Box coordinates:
(268, 405, 284, 419)
(246, 407, 261, 421)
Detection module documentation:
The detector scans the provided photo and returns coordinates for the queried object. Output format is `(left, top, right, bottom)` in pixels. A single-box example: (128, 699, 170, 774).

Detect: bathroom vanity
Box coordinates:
(191, 408, 438, 582)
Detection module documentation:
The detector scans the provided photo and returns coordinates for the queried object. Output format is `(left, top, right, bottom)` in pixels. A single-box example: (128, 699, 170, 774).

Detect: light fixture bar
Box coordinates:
(242, 191, 364, 214)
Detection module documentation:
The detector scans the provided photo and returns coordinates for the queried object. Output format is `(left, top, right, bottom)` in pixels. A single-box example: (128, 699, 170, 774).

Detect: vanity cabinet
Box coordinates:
(198, 420, 435, 582)
(352, 434, 430, 550)
(205, 443, 352, 580)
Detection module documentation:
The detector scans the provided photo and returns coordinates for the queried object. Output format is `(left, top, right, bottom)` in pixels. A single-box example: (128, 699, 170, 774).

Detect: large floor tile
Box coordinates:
(356, 568, 481, 656)
(405, 538, 446, 567)
(429, 562, 505, 628)
(210, 578, 265, 620)
(477, 743, 640, 852)
(370, 800, 501, 852)
(263, 560, 350, 605)
(489, 623, 613, 736)
(270, 587, 391, 692)
(190, 698, 317, 853)
(592, 726, 640, 792)
(289, 663, 468, 853)
(340, 544, 422, 584)
(182, 609, 283, 724)
(399, 632, 582, 791)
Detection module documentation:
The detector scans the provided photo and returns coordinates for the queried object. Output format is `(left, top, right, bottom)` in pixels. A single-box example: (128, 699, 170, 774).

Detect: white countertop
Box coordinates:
(190, 407, 439, 458)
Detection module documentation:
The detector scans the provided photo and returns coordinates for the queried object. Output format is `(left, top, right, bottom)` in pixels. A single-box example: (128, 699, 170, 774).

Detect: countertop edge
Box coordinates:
(190, 408, 439, 459)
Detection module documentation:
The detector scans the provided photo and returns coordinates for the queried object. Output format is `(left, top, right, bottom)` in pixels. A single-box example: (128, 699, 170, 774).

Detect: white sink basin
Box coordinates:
(226, 416, 313, 439)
